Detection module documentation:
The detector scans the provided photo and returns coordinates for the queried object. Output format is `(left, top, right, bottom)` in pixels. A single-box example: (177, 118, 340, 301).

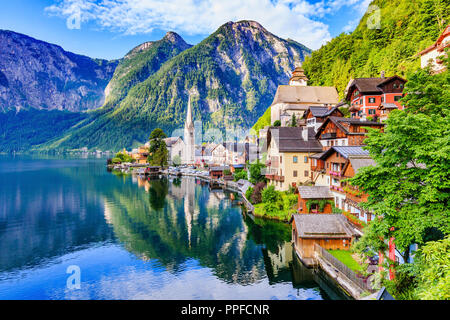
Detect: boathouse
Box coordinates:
(209, 166, 230, 179)
(297, 186, 334, 213)
(290, 214, 358, 266)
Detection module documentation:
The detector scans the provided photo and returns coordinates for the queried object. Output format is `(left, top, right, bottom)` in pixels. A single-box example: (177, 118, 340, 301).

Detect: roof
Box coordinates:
(310, 151, 326, 159)
(271, 85, 339, 106)
(306, 106, 344, 118)
(316, 116, 384, 138)
(348, 156, 375, 173)
(291, 214, 357, 239)
(209, 166, 230, 171)
(319, 146, 370, 161)
(267, 127, 323, 153)
(298, 186, 333, 199)
(164, 137, 183, 147)
(345, 76, 407, 100)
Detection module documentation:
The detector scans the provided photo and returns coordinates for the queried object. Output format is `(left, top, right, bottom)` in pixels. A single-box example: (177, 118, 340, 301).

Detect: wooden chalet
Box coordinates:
(290, 214, 358, 266)
(303, 104, 345, 131)
(345, 74, 407, 120)
(315, 116, 384, 150)
(297, 186, 334, 214)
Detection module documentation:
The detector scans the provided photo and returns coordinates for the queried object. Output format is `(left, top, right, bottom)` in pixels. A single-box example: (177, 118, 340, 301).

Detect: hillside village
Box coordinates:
(109, 25, 449, 299)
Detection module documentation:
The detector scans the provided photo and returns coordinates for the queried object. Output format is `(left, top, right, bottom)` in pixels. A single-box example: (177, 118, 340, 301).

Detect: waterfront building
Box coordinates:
(290, 214, 358, 265)
(297, 186, 334, 214)
(164, 137, 185, 165)
(210, 143, 226, 166)
(266, 127, 323, 191)
(315, 116, 385, 150)
(209, 166, 230, 179)
(270, 67, 340, 126)
(184, 95, 195, 165)
(345, 73, 407, 120)
(418, 25, 449, 73)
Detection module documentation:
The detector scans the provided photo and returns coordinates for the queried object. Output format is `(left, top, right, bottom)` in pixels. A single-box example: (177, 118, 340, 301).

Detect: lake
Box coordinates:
(0, 156, 348, 300)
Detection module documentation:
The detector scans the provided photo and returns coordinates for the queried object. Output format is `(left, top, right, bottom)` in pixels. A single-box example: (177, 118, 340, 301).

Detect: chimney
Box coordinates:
(380, 70, 385, 79)
(302, 127, 309, 141)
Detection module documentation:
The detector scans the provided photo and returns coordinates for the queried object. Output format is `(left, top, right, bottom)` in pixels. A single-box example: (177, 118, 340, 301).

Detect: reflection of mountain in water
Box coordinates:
(104, 176, 294, 285)
(0, 160, 115, 272)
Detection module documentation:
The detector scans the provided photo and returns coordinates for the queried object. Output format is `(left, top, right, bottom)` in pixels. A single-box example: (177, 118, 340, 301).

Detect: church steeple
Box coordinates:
(185, 95, 194, 130)
(289, 66, 308, 86)
(184, 94, 195, 165)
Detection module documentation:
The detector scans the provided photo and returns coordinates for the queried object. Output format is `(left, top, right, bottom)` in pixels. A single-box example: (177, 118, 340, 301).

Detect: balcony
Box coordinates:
(322, 132, 337, 139)
(266, 174, 285, 182)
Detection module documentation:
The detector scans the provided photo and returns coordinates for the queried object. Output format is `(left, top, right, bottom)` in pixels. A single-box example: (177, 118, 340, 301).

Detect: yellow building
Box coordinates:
(266, 127, 323, 191)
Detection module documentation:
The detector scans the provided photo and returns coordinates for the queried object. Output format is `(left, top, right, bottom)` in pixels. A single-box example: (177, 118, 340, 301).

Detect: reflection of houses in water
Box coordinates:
(266, 242, 293, 277)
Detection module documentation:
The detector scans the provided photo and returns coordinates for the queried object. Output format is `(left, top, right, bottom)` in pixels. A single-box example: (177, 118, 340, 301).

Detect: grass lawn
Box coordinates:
(328, 250, 364, 273)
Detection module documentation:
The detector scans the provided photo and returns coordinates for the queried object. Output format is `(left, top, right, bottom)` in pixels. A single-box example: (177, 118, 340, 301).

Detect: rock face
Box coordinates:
(49, 20, 311, 151)
(0, 30, 118, 112)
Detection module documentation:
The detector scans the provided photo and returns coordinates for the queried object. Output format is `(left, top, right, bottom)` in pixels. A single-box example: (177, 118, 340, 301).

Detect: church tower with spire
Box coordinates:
(184, 95, 195, 165)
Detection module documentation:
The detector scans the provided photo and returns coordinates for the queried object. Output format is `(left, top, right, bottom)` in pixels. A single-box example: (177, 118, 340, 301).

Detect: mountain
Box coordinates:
(0, 30, 118, 112)
(302, 0, 449, 99)
(40, 21, 311, 152)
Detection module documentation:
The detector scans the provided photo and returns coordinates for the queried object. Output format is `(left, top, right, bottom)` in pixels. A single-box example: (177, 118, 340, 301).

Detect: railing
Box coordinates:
(314, 244, 373, 293)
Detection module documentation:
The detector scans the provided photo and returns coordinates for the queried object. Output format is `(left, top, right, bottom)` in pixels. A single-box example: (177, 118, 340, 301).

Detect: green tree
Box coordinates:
(351, 59, 450, 299)
(148, 128, 169, 167)
(249, 161, 267, 184)
(290, 113, 297, 127)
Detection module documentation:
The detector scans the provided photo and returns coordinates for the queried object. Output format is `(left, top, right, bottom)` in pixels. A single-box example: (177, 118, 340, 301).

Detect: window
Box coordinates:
(293, 156, 298, 163)
(394, 95, 402, 102)
(293, 170, 298, 177)
(368, 97, 376, 103)
(360, 98, 363, 105)
(368, 109, 376, 115)
(393, 83, 398, 89)
(304, 170, 309, 177)
(304, 156, 308, 163)
(399, 84, 404, 88)
(381, 97, 384, 102)
(280, 156, 282, 163)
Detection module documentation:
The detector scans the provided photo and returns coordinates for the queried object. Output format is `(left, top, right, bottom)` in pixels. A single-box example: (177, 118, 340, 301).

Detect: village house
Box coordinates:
(297, 186, 334, 214)
(130, 145, 150, 164)
(210, 143, 226, 166)
(418, 24, 449, 74)
(164, 137, 185, 165)
(266, 127, 323, 191)
(270, 66, 340, 126)
(290, 214, 358, 266)
(310, 146, 377, 226)
(315, 116, 385, 150)
(303, 104, 345, 132)
(341, 156, 376, 223)
(345, 73, 407, 120)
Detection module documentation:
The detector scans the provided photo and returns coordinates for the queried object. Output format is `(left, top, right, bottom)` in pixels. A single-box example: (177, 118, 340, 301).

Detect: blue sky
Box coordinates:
(0, 0, 371, 60)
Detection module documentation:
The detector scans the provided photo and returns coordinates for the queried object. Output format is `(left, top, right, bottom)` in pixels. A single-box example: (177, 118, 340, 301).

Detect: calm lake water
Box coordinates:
(0, 156, 348, 300)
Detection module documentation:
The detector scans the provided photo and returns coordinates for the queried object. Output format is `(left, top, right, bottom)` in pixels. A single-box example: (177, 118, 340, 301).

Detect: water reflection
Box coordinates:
(0, 158, 347, 299)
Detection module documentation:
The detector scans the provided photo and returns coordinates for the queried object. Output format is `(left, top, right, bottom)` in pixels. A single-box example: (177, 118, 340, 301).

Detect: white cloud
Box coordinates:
(45, 0, 370, 50)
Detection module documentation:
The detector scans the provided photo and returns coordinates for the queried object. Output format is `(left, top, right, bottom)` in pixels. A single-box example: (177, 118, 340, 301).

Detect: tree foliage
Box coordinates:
(148, 128, 168, 167)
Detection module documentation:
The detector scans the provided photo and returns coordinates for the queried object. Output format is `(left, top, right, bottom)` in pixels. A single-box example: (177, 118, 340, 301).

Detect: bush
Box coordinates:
(262, 185, 281, 203)
(234, 169, 248, 181)
(250, 182, 266, 204)
(245, 187, 254, 201)
(273, 120, 281, 127)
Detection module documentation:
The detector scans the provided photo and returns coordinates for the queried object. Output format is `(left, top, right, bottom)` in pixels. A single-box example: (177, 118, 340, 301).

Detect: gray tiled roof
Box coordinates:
(331, 146, 370, 158)
(298, 186, 333, 199)
(268, 127, 323, 153)
(292, 214, 357, 239)
(348, 156, 375, 173)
